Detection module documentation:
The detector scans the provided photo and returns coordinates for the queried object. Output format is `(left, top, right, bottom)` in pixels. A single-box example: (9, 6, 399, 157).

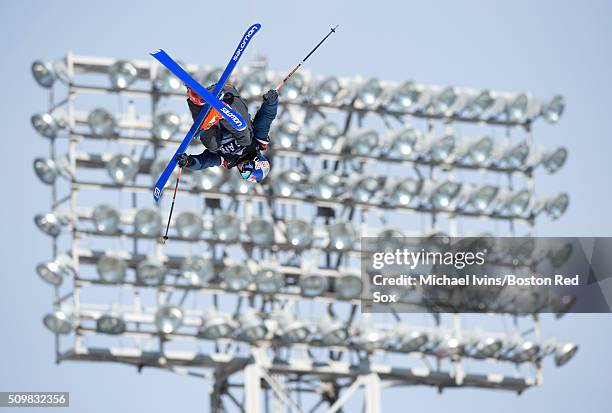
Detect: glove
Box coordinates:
(176, 153, 194, 168)
(263, 89, 278, 103)
(256, 137, 269, 152)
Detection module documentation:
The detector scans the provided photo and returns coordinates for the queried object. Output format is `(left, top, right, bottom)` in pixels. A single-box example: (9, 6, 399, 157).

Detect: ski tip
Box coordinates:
(153, 186, 162, 202)
(251, 23, 262, 29)
(150, 49, 164, 56)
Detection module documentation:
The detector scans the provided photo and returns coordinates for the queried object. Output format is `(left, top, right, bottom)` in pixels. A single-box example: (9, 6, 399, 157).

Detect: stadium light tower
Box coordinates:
(31, 51, 575, 413)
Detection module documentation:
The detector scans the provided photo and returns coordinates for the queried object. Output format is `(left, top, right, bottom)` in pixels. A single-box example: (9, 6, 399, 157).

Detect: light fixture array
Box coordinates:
(31, 53, 576, 405)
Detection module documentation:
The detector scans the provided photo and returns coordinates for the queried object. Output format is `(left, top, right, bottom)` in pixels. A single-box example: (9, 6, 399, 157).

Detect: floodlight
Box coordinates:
(512, 341, 540, 362)
(212, 213, 240, 242)
(226, 172, 252, 194)
(193, 167, 225, 190)
(237, 311, 268, 342)
(254, 267, 284, 294)
(300, 274, 329, 297)
(506, 238, 536, 263)
(435, 336, 463, 357)
(106, 154, 138, 184)
(462, 136, 493, 165)
(222, 264, 252, 290)
(544, 193, 569, 220)
(31, 60, 55, 88)
(468, 185, 499, 212)
(247, 218, 275, 244)
(241, 67, 267, 99)
(284, 219, 313, 249)
(36, 256, 73, 286)
(351, 130, 379, 155)
(34, 212, 65, 237)
(199, 311, 235, 339)
(96, 314, 126, 335)
(152, 112, 180, 140)
(375, 229, 405, 252)
(547, 242, 573, 268)
(541, 95, 565, 123)
(314, 173, 344, 200)
(92, 204, 120, 233)
(155, 305, 183, 334)
(279, 71, 305, 100)
(356, 78, 383, 107)
(353, 177, 380, 203)
(464, 90, 494, 118)
(387, 178, 422, 206)
(33, 158, 58, 185)
(335, 274, 362, 299)
(313, 76, 341, 104)
(31, 113, 60, 138)
(506, 93, 529, 122)
(96, 254, 127, 283)
(473, 337, 502, 358)
(272, 171, 305, 197)
(274, 311, 310, 343)
(398, 330, 428, 352)
(274, 120, 301, 149)
(430, 181, 462, 209)
(554, 343, 578, 366)
(175, 211, 204, 239)
(134, 208, 161, 236)
(312, 122, 340, 152)
(327, 222, 355, 250)
(43, 310, 74, 335)
(353, 328, 385, 352)
(180, 256, 214, 286)
(553, 295, 577, 318)
(430, 87, 457, 115)
(499, 141, 529, 168)
(136, 259, 166, 285)
(88, 108, 116, 137)
(51, 60, 70, 84)
(154, 66, 182, 92)
(317, 318, 349, 346)
(392, 81, 421, 108)
(429, 135, 456, 162)
(541, 147, 567, 173)
(109, 60, 138, 89)
(385, 127, 418, 158)
(501, 190, 530, 216)
(150, 158, 178, 189)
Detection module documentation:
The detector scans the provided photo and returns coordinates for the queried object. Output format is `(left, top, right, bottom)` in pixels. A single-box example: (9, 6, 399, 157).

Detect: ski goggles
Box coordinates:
(239, 161, 255, 180)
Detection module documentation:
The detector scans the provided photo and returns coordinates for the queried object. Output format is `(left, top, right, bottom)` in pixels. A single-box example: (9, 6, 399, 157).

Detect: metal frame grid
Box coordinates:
(31, 52, 575, 413)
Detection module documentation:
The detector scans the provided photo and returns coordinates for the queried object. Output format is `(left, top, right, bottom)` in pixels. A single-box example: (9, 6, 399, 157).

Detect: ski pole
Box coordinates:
(161, 166, 183, 243)
(274, 25, 339, 91)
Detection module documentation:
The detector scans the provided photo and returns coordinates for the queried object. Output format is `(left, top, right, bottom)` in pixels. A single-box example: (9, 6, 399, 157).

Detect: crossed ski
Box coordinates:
(151, 23, 261, 202)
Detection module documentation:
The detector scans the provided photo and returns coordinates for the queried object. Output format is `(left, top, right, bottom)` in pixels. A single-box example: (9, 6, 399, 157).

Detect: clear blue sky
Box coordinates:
(1, 0, 611, 412)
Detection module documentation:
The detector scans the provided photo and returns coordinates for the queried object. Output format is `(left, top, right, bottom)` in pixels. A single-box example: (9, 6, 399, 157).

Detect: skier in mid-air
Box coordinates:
(175, 83, 277, 183)
(152, 25, 338, 242)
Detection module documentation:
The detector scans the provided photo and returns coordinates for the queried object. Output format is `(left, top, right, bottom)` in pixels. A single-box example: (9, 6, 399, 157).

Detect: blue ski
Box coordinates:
(151, 23, 261, 202)
(151, 49, 247, 131)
